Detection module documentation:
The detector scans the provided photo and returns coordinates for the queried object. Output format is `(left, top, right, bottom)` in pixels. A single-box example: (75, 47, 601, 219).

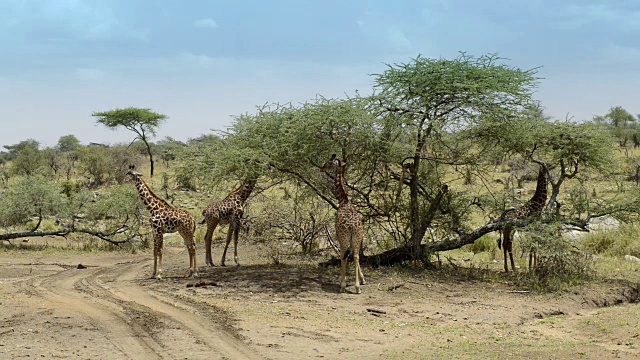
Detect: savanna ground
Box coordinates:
(2, 234, 639, 360)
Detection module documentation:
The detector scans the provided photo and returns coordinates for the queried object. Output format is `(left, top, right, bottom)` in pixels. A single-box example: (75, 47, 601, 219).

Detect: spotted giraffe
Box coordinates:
(322, 154, 366, 294)
(202, 178, 257, 267)
(499, 165, 548, 273)
(126, 165, 197, 279)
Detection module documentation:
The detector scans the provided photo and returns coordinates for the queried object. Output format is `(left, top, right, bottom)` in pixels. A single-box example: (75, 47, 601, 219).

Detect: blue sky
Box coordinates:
(1, 0, 639, 148)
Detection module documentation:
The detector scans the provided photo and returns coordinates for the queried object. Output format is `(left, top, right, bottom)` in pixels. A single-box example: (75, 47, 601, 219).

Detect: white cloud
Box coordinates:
(193, 18, 218, 29)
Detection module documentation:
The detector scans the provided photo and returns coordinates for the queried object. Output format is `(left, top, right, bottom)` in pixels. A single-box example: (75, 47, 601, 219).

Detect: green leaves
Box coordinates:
(373, 53, 540, 128)
(0, 176, 67, 226)
(92, 107, 167, 137)
(92, 107, 167, 176)
(178, 95, 383, 189)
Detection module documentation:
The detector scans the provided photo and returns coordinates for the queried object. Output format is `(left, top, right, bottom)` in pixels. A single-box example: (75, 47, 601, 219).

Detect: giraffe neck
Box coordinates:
(526, 166, 548, 214)
(234, 178, 256, 203)
(334, 166, 350, 205)
(132, 176, 172, 214)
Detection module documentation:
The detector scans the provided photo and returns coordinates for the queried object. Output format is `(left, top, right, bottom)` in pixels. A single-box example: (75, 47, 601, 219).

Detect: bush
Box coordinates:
(467, 235, 497, 254)
(532, 248, 594, 290)
(525, 225, 594, 291)
(12, 145, 43, 176)
(78, 145, 143, 186)
(75, 185, 141, 221)
(580, 223, 640, 258)
(251, 185, 333, 255)
(0, 176, 67, 226)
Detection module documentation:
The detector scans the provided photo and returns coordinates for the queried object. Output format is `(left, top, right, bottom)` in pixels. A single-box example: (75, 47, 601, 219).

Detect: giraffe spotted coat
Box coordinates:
(322, 154, 366, 294)
(202, 178, 256, 267)
(126, 165, 197, 279)
(499, 165, 548, 273)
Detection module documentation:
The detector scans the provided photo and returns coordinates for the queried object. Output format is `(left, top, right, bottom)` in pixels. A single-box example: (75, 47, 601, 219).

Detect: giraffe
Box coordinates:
(321, 154, 366, 294)
(126, 165, 197, 279)
(498, 165, 548, 273)
(202, 177, 257, 267)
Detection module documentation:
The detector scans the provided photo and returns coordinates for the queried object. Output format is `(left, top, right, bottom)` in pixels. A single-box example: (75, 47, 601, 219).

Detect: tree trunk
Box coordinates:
(408, 126, 431, 260)
(321, 218, 523, 267)
(143, 139, 155, 177)
(1, 226, 131, 245)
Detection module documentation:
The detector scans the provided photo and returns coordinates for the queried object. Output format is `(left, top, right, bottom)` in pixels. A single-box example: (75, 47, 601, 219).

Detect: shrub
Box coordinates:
(467, 234, 497, 254)
(0, 176, 67, 226)
(251, 185, 333, 255)
(525, 225, 594, 291)
(580, 223, 640, 258)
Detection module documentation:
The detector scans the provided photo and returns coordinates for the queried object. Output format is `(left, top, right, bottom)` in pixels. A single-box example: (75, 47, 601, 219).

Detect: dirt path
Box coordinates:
(1, 245, 639, 359)
(0, 253, 261, 359)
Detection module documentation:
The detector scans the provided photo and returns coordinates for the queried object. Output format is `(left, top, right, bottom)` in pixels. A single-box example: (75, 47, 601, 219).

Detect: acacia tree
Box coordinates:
(56, 135, 82, 181)
(593, 106, 636, 128)
(3, 139, 40, 161)
(178, 96, 382, 193)
(92, 107, 166, 176)
(178, 54, 547, 265)
(372, 53, 540, 259)
(479, 104, 617, 215)
(12, 142, 43, 176)
(56, 134, 82, 152)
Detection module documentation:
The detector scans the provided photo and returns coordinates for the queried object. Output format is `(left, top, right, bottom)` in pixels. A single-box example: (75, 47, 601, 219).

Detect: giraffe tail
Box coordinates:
(497, 237, 502, 250)
(342, 247, 352, 260)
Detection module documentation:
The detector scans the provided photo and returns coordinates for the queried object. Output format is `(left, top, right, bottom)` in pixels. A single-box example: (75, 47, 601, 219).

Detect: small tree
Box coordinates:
(3, 139, 40, 161)
(596, 106, 636, 128)
(56, 134, 82, 152)
(92, 107, 167, 176)
(0, 175, 67, 227)
(156, 137, 186, 168)
(12, 143, 43, 176)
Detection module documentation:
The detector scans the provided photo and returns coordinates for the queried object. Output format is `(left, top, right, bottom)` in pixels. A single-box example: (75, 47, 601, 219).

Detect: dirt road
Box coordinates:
(1, 244, 640, 359)
(0, 252, 261, 359)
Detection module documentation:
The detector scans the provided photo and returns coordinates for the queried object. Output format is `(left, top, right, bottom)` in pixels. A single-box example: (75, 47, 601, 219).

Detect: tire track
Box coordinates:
(24, 260, 161, 359)
(21, 257, 262, 360)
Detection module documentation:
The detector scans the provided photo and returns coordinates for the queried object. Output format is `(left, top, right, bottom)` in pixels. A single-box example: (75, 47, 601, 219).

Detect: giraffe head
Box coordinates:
(320, 154, 345, 180)
(126, 165, 143, 182)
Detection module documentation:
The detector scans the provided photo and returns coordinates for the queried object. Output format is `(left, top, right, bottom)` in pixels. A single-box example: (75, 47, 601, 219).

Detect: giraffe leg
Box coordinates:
(529, 247, 537, 273)
(354, 253, 361, 294)
(339, 257, 347, 293)
(356, 234, 366, 285)
(152, 229, 164, 279)
(204, 218, 219, 267)
(221, 223, 234, 267)
(507, 239, 516, 274)
(233, 225, 240, 266)
(502, 228, 510, 273)
(179, 228, 198, 278)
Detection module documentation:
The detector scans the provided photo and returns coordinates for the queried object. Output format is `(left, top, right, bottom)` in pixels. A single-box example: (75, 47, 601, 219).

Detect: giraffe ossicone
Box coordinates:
(126, 165, 198, 279)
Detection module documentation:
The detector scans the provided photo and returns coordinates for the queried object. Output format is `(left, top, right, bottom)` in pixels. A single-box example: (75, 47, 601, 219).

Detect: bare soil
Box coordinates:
(1, 240, 639, 359)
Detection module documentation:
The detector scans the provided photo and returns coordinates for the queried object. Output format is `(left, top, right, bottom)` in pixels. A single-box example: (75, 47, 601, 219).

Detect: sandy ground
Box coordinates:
(1, 241, 639, 359)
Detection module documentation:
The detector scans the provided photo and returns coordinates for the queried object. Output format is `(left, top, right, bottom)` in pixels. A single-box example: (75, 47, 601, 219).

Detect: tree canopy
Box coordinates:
(371, 53, 540, 257)
(176, 53, 544, 262)
(92, 107, 167, 176)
